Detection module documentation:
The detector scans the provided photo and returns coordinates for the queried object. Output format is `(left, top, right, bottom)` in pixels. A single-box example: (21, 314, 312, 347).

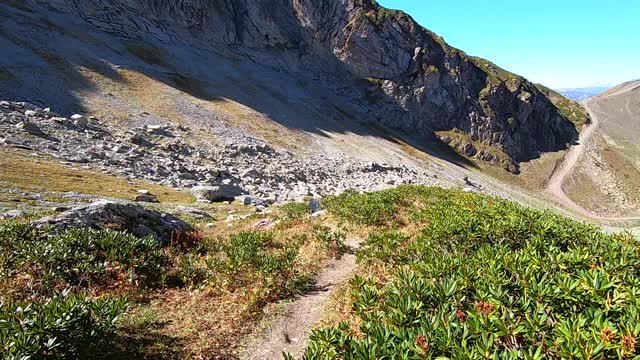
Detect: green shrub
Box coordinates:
(314, 225, 348, 255)
(0, 222, 167, 293)
(0, 292, 127, 359)
(324, 189, 401, 226)
(301, 187, 640, 359)
(280, 202, 310, 221)
(325, 185, 450, 226)
(208, 231, 310, 300)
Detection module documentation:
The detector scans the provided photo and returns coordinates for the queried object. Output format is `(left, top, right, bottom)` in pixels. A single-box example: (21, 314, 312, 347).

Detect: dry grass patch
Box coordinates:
(436, 130, 517, 172)
(205, 97, 309, 154)
(483, 149, 567, 192)
(120, 215, 345, 358)
(0, 149, 194, 203)
(78, 67, 186, 124)
(563, 135, 640, 216)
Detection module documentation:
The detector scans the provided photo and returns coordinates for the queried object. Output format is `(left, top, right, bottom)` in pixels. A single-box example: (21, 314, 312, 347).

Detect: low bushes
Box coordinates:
(0, 292, 127, 359)
(0, 222, 167, 297)
(302, 187, 640, 359)
(1, 211, 337, 358)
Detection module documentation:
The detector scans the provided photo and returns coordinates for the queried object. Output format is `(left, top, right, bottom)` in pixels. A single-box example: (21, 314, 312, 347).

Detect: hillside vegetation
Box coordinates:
(0, 209, 345, 358)
(297, 186, 640, 359)
(2, 186, 639, 358)
(536, 84, 590, 126)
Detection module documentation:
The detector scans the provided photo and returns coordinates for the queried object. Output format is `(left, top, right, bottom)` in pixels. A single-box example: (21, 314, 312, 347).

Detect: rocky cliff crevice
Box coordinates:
(24, 0, 581, 168)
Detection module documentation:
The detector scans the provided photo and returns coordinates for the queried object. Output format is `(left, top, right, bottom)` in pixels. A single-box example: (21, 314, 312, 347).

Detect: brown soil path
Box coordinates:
(240, 237, 361, 359)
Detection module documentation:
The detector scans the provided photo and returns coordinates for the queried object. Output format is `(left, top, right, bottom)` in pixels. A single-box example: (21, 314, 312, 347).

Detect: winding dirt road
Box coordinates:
(545, 101, 639, 222)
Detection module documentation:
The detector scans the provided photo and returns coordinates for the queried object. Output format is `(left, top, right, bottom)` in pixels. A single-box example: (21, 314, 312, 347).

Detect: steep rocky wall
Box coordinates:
(27, 0, 580, 165)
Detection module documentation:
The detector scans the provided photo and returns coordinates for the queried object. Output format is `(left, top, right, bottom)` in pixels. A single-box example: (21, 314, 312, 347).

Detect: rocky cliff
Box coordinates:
(6, 0, 583, 171)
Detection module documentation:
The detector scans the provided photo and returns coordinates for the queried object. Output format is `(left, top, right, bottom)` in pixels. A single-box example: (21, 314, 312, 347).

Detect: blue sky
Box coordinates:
(377, 0, 640, 89)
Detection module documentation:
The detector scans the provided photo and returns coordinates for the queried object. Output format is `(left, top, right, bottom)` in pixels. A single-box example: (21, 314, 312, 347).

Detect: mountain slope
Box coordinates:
(563, 80, 640, 216)
(0, 0, 582, 173)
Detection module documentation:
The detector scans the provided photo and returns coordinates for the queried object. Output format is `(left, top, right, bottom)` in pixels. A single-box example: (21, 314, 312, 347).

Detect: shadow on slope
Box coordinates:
(0, 1, 488, 170)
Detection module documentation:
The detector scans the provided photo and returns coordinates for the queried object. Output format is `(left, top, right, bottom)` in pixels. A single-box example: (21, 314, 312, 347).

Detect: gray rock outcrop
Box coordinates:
(34, 200, 193, 242)
(27, 0, 581, 165)
(192, 185, 243, 202)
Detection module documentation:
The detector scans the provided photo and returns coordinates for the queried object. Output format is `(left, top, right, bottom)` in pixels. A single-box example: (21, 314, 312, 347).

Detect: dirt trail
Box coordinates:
(546, 101, 640, 222)
(241, 237, 361, 359)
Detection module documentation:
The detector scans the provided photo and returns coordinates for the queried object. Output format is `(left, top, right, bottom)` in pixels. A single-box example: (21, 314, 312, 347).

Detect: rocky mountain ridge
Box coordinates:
(3, 0, 584, 171)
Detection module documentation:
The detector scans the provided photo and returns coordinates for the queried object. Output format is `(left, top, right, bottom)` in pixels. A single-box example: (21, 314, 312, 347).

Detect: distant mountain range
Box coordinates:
(557, 86, 610, 101)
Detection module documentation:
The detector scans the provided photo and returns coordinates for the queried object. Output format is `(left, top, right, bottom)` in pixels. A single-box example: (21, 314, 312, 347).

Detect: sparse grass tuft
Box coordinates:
(279, 201, 310, 221)
(0, 150, 195, 203)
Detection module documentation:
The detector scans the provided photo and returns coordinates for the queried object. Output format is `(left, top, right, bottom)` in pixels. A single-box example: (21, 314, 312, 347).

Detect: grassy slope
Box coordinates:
(0, 198, 347, 358)
(297, 186, 639, 358)
(0, 149, 194, 203)
(535, 83, 590, 126)
(3, 183, 639, 358)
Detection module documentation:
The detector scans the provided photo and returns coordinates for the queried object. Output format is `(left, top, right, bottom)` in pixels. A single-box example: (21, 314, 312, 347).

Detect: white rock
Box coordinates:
(310, 209, 328, 218)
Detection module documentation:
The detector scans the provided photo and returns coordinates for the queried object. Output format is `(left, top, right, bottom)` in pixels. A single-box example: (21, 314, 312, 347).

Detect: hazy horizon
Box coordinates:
(378, 0, 640, 89)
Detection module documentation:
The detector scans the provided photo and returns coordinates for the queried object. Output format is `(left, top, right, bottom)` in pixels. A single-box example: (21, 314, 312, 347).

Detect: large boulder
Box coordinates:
(192, 185, 243, 202)
(35, 200, 193, 242)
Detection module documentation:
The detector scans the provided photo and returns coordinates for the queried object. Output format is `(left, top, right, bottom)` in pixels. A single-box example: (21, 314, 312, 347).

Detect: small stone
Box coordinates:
(51, 117, 69, 125)
(0, 210, 25, 219)
(44, 107, 51, 113)
(174, 205, 211, 219)
(71, 114, 88, 127)
(24, 110, 37, 117)
(18, 102, 38, 110)
(308, 198, 321, 213)
(145, 125, 168, 136)
(254, 218, 272, 228)
(310, 209, 327, 218)
(130, 134, 153, 147)
(135, 193, 159, 203)
(16, 121, 45, 136)
(241, 195, 253, 206)
(137, 189, 150, 194)
(192, 185, 242, 202)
